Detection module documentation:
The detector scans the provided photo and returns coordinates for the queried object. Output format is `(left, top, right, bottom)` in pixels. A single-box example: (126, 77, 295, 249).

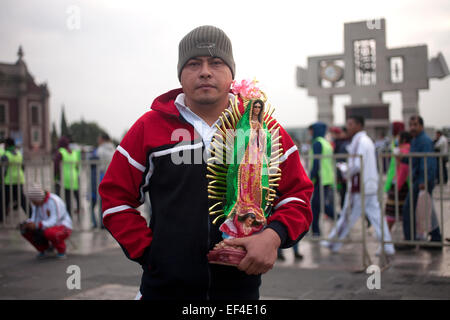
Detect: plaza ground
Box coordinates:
(0, 225, 449, 300)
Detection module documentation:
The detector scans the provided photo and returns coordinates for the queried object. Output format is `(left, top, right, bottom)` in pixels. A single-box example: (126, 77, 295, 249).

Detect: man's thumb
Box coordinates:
(224, 237, 244, 246)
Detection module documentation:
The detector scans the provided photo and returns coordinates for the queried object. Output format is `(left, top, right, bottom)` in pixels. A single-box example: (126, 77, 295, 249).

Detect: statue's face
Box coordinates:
(252, 102, 262, 117)
(244, 216, 255, 226)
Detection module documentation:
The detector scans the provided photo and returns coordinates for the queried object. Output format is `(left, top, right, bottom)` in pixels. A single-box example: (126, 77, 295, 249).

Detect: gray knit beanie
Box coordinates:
(26, 183, 46, 202)
(177, 25, 235, 80)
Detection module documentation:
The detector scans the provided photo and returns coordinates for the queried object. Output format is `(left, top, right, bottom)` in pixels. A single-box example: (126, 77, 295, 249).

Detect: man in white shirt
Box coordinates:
(19, 183, 72, 259)
(97, 133, 116, 178)
(434, 130, 448, 184)
(322, 116, 395, 256)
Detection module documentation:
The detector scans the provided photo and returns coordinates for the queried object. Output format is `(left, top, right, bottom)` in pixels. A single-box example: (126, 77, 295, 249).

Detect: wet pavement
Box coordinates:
(1, 184, 449, 300)
(0, 225, 449, 300)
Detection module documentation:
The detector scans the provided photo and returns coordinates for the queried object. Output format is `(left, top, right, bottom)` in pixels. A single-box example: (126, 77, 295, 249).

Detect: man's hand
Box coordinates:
(19, 221, 35, 233)
(25, 222, 36, 231)
(223, 228, 281, 275)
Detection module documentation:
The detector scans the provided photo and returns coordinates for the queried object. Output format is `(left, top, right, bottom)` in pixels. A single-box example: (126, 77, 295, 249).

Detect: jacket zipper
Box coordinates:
(177, 113, 212, 299)
(205, 142, 212, 300)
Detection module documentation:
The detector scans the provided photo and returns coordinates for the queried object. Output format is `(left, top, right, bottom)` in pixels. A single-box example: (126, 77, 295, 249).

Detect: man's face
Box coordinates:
(330, 131, 339, 140)
(31, 199, 45, 206)
(409, 118, 423, 137)
(339, 131, 347, 139)
(180, 56, 233, 107)
(346, 118, 360, 137)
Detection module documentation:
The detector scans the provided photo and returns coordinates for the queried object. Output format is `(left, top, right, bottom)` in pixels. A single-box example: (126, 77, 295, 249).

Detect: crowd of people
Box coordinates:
(0, 133, 116, 259)
(0, 116, 448, 262)
(290, 115, 448, 258)
(0, 25, 448, 302)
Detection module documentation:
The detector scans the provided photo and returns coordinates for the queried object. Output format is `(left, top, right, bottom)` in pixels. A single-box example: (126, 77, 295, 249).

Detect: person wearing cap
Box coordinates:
(99, 25, 313, 300)
(383, 122, 407, 230)
(308, 122, 335, 237)
(384, 121, 405, 194)
(19, 183, 72, 259)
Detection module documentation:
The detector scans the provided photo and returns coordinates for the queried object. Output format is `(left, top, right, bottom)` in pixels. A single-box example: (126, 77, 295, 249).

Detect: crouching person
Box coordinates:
(19, 183, 73, 259)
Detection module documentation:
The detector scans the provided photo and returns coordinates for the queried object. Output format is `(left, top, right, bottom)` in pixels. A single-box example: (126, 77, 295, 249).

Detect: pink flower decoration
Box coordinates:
(231, 79, 262, 100)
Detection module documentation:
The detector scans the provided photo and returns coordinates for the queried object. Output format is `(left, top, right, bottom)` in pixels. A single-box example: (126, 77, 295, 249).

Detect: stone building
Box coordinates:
(0, 46, 50, 160)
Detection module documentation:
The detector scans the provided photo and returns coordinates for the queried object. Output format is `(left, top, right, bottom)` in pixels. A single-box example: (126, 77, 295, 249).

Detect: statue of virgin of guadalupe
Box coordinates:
(219, 99, 271, 239)
(207, 79, 283, 266)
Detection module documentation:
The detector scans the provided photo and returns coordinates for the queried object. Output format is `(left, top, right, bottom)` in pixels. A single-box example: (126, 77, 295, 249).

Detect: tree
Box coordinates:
(51, 122, 58, 152)
(69, 119, 108, 146)
(60, 104, 70, 138)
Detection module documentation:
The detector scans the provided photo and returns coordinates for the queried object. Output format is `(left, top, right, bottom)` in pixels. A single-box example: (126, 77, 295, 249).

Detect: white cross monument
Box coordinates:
(297, 18, 449, 138)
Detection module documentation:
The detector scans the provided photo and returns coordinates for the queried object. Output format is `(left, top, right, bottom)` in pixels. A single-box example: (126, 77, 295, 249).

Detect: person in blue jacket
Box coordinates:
(400, 115, 442, 249)
(308, 122, 335, 237)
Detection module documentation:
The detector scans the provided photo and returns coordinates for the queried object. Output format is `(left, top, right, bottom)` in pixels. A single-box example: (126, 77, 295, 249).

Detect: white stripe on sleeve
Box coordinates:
(279, 145, 298, 163)
(117, 145, 146, 172)
(274, 197, 306, 210)
(103, 205, 133, 218)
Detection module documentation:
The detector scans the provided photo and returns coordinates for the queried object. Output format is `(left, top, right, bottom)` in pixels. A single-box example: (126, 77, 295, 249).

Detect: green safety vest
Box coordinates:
(384, 140, 409, 192)
(309, 136, 335, 186)
(384, 140, 396, 192)
(59, 147, 80, 190)
(4, 150, 25, 185)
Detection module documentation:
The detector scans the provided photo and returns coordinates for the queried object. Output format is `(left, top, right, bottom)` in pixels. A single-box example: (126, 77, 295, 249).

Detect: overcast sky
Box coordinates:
(1, 0, 449, 141)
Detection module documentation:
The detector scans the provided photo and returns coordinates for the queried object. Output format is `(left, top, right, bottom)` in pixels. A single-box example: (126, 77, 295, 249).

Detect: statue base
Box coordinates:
(207, 241, 246, 267)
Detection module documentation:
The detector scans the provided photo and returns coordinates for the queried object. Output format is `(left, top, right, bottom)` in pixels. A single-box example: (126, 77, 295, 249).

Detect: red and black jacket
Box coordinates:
(99, 88, 313, 299)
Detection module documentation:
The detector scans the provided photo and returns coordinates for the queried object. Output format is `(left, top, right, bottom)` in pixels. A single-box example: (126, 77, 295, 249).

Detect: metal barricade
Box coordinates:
(0, 158, 155, 231)
(378, 152, 449, 249)
(2, 148, 447, 270)
(300, 149, 449, 270)
(0, 162, 30, 227)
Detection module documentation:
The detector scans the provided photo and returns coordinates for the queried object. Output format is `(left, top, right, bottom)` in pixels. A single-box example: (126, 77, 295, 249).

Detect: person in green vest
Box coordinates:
(0, 143, 4, 221)
(308, 122, 335, 236)
(384, 126, 411, 231)
(0, 137, 30, 222)
(53, 136, 80, 217)
(384, 122, 405, 194)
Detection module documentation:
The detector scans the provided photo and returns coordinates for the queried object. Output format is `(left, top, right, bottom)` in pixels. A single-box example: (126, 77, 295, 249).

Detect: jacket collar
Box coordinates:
(416, 130, 425, 139)
(150, 88, 184, 117)
(352, 130, 366, 141)
(43, 192, 50, 204)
